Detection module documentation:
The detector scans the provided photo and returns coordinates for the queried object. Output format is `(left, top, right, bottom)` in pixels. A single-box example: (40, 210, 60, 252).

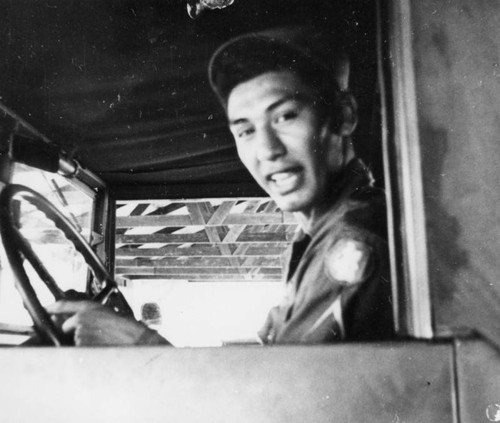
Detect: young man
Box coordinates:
(208, 29, 394, 343)
(47, 28, 394, 345)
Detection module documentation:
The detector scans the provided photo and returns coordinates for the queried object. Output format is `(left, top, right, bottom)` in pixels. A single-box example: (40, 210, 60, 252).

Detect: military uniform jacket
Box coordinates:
(260, 159, 394, 344)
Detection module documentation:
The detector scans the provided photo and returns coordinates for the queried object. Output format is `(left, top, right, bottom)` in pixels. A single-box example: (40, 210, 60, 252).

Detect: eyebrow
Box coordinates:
(228, 95, 304, 127)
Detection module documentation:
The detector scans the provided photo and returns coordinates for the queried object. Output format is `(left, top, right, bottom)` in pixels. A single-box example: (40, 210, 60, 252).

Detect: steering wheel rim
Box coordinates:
(0, 184, 133, 346)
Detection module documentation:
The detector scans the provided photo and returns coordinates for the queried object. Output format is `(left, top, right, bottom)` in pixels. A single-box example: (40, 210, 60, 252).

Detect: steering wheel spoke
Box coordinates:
(0, 184, 133, 346)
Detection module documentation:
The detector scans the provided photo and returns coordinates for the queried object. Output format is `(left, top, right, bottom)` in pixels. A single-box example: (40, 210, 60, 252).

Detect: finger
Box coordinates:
(70, 321, 98, 346)
(61, 313, 79, 334)
(45, 300, 96, 315)
(74, 326, 106, 347)
(257, 320, 272, 342)
(73, 326, 85, 346)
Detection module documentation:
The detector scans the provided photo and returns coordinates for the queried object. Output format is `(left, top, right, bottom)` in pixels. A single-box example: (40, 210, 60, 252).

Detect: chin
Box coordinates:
(274, 195, 313, 214)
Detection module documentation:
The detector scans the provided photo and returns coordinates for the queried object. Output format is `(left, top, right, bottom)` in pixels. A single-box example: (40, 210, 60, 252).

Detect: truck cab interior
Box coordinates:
(0, 1, 499, 422)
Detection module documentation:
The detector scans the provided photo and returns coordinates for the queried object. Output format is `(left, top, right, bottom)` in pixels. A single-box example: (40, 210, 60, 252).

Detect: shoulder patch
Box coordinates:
(325, 238, 373, 285)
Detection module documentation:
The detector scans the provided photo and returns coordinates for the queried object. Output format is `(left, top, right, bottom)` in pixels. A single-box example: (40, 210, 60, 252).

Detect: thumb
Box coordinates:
(45, 300, 98, 315)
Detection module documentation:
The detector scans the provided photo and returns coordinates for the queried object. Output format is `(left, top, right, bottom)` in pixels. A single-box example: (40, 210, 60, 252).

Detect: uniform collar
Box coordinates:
(295, 158, 374, 239)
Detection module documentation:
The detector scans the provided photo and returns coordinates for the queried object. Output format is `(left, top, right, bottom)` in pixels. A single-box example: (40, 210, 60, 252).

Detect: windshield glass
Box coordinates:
(0, 163, 94, 345)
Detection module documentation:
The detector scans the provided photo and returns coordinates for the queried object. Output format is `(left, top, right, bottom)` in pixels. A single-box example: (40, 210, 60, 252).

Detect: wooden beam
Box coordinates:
(222, 199, 261, 243)
(114, 198, 293, 282)
(206, 201, 236, 225)
(188, 201, 229, 240)
(117, 274, 282, 282)
(115, 244, 289, 257)
(116, 212, 297, 228)
(185, 202, 205, 225)
(115, 256, 281, 268)
(115, 232, 289, 244)
(240, 255, 283, 268)
(196, 201, 243, 272)
(115, 266, 281, 276)
(118, 215, 192, 227)
(232, 200, 279, 257)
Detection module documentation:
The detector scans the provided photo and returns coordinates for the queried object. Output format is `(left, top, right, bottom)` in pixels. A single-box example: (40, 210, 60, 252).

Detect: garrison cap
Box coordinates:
(208, 26, 350, 109)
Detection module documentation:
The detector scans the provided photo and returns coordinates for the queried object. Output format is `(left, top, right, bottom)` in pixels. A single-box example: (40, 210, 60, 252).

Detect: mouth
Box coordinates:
(266, 167, 303, 193)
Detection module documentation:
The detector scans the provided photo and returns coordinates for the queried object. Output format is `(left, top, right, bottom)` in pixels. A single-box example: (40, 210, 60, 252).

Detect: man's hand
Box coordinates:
(46, 300, 167, 346)
(258, 305, 281, 345)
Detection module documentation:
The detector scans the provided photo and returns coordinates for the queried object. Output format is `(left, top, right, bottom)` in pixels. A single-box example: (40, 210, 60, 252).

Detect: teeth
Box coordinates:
(271, 172, 294, 182)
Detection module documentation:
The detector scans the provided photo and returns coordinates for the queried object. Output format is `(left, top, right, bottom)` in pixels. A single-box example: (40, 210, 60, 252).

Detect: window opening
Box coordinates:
(0, 163, 95, 344)
(115, 197, 296, 346)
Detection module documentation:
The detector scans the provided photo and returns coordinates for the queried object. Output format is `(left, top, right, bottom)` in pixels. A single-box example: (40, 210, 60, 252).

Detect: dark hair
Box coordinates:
(208, 28, 350, 128)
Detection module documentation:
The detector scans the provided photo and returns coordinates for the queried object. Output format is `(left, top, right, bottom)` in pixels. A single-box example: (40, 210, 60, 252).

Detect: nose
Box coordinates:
(256, 126, 285, 161)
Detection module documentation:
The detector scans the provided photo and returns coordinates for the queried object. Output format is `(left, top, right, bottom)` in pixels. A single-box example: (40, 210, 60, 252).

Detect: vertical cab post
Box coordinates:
(378, 0, 433, 338)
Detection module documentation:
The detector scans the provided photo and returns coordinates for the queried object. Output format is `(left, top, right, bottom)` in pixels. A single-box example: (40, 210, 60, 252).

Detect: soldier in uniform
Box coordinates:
(209, 29, 394, 343)
(47, 28, 394, 345)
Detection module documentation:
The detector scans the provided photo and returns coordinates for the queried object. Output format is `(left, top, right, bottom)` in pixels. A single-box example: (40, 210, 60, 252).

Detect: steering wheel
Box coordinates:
(0, 184, 134, 346)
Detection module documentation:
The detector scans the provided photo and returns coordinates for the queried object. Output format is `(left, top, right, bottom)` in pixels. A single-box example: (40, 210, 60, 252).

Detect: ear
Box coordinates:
(319, 124, 345, 171)
(337, 92, 358, 136)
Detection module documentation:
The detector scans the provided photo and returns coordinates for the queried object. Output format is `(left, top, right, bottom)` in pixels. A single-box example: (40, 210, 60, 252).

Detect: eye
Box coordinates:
(275, 111, 298, 124)
(273, 103, 302, 125)
(233, 125, 255, 140)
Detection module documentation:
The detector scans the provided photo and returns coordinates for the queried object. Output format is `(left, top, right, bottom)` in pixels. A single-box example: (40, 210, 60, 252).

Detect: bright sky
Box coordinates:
(122, 279, 283, 347)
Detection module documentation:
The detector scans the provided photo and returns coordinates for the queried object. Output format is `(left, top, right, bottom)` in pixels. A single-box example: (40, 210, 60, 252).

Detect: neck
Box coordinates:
(293, 155, 360, 234)
(293, 204, 329, 235)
